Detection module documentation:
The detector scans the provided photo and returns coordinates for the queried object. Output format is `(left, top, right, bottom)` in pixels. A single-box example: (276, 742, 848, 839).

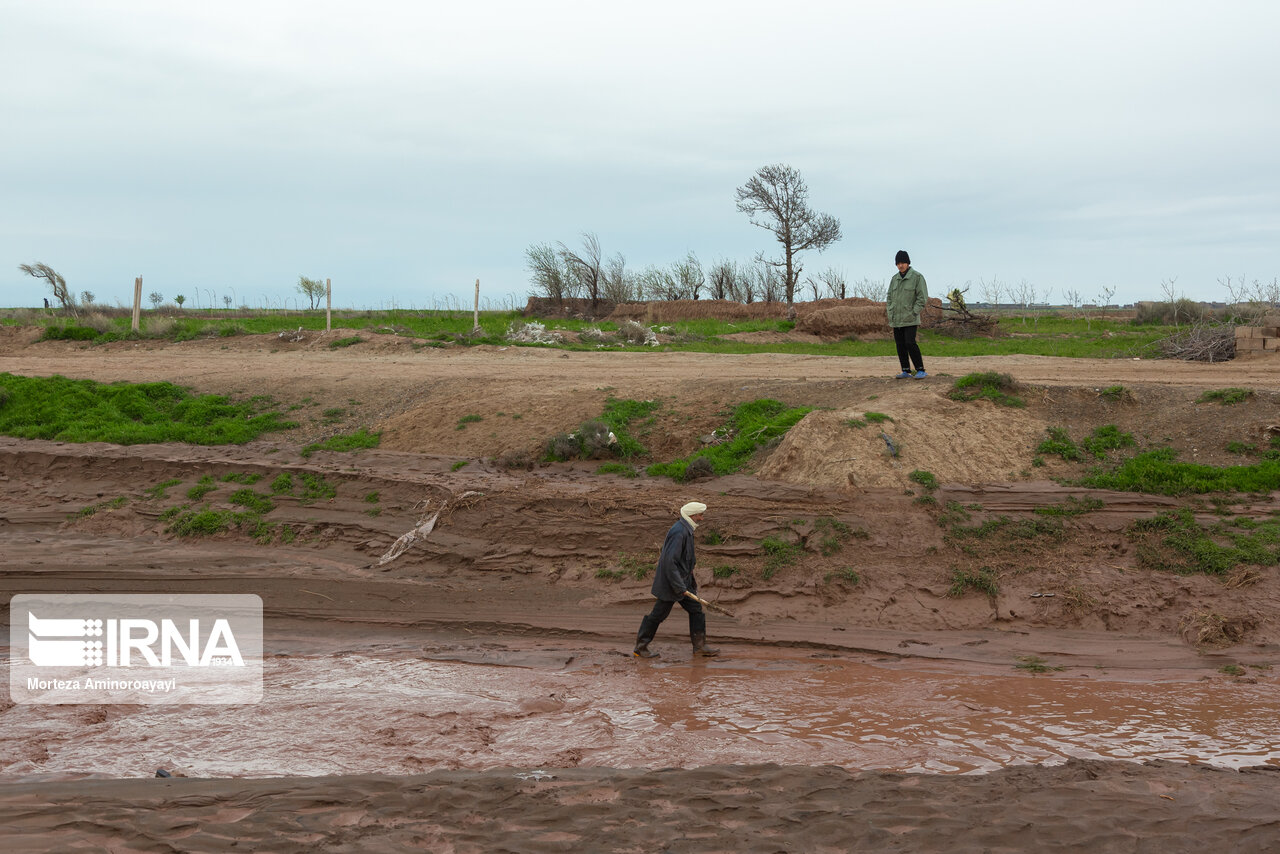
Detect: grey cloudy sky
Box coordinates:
(3, 0, 1277, 310)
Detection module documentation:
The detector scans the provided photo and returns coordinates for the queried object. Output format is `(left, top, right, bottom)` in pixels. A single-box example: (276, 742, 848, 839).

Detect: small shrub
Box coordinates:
(187, 475, 217, 501)
(450, 460, 467, 472)
(845, 417, 868, 429)
(144, 478, 182, 500)
(712, 564, 738, 578)
(909, 470, 938, 491)
(270, 473, 294, 495)
(1226, 441, 1256, 456)
(456, 414, 483, 430)
(863, 411, 893, 424)
(1197, 388, 1253, 406)
(948, 565, 999, 597)
(948, 372, 1025, 408)
(167, 508, 239, 537)
(328, 335, 363, 349)
(298, 472, 336, 504)
(1098, 385, 1129, 401)
(761, 535, 801, 578)
(229, 488, 274, 514)
(364, 491, 380, 503)
(1220, 664, 1246, 676)
(1079, 424, 1136, 460)
(1037, 427, 1082, 461)
(702, 529, 724, 545)
(301, 428, 381, 458)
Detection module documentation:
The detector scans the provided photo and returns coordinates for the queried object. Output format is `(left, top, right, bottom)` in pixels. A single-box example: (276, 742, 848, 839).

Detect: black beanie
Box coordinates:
(895, 250, 910, 265)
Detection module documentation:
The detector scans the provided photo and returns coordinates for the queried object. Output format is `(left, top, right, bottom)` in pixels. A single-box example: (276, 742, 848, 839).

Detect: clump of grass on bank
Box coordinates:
(646, 398, 812, 481)
(301, 428, 381, 458)
(760, 535, 802, 579)
(547, 397, 661, 462)
(948, 372, 1025, 407)
(1033, 496, 1105, 517)
(596, 462, 638, 477)
(328, 335, 363, 349)
(1128, 508, 1280, 576)
(1039, 425, 1134, 462)
(0, 373, 296, 444)
(909, 470, 938, 491)
(1197, 387, 1253, 406)
(1080, 448, 1280, 495)
(813, 516, 854, 555)
(1014, 655, 1063, 674)
(948, 565, 999, 597)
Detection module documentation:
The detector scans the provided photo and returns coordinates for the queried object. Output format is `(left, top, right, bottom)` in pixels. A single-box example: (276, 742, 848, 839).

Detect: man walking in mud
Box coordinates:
(633, 501, 720, 659)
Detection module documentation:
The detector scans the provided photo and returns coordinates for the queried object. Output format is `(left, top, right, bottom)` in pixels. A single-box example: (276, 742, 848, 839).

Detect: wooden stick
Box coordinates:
(684, 590, 736, 619)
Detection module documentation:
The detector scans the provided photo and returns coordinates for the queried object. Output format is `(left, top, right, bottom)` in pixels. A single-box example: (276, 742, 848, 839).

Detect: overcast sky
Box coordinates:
(2, 0, 1277, 310)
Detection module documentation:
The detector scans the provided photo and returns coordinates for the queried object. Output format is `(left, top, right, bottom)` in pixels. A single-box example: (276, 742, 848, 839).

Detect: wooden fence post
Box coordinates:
(326, 278, 332, 333)
(131, 276, 142, 333)
(473, 278, 481, 333)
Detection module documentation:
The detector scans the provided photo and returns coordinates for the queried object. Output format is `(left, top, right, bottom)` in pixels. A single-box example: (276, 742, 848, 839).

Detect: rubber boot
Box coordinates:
(634, 616, 660, 659)
(691, 632, 720, 657)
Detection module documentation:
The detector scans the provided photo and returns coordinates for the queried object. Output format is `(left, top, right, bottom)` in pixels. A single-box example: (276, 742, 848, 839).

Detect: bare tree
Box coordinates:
(1221, 275, 1280, 321)
(600, 252, 632, 304)
(19, 262, 75, 315)
(223, 295, 233, 309)
(978, 276, 1004, 309)
(297, 275, 326, 310)
(849, 277, 882, 301)
(148, 291, 164, 309)
(1159, 277, 1184, 327)
(811, 266, 847, 299)
(707, 259, 739, 301)
(671, 252, 705, 300)
(80, 290, 95, 305)
(525, 243, 578, 303)
(558, 232, 604, 311)
(1012, 278, 1037, 324)
(747, 262, 783, 303)
(735, 163, 842, 304)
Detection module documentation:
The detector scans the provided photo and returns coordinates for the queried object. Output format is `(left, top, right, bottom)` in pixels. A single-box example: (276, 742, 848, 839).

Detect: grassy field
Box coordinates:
(4, 308, 1171, 359)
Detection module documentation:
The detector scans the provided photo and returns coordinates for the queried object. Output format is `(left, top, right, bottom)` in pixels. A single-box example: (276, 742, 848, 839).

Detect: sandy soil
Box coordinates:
(2, 331, 1279, 849)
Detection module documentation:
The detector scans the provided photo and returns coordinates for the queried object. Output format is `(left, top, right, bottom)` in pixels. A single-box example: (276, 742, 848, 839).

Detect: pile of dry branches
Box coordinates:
(1156, 322, 1237, 362)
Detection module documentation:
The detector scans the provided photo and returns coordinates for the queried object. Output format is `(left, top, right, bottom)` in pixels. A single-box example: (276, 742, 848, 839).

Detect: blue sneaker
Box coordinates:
(894, 371, 913, 379)
(913, 370, 928, 379)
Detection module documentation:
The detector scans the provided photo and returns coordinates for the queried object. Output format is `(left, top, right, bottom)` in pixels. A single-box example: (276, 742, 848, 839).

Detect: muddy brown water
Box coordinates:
(5, 640, 1277, 780)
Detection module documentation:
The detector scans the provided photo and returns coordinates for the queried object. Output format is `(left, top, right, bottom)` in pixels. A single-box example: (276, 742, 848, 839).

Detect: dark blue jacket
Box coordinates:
(651, 518, 697, 601)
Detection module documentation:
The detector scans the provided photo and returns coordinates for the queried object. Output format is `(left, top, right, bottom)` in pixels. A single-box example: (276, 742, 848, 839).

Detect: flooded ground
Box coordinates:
(5, 635, 1277, 781)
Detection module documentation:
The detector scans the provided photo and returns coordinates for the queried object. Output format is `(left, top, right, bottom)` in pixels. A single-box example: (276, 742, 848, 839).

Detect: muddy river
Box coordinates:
(5, 637, 1277, 780)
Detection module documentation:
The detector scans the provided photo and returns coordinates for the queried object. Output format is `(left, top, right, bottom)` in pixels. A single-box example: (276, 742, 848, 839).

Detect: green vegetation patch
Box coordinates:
(187, 475, 217, 501)
(298, 472, 337, 504)
(0, 373, 295, 445)
(596, 462, 637, 478)
(166, 507, 245, 537)
(456, 414, 483, 430)
(74, 496, 128, 518)
(220, 472, 262, 484)
(948, 372, 1025, 408)
(229, 488, 274, 514)
(1079, 424, 1136, 460)
(144, 478, 182, 500)
(328, 335, 364, 349)
(948, 565, 999, 597)
(646, 399, 813, 481)
(270, 473, 294, 495)
(1080, 448, 1280, 495)
(1128, 508, 1280, 576)
(712, 564, 738, 579)
(1014, 655, 1064, 674)
(908, 470, 938, 492)
(761, 535, 802, 579)
(301, 428, 381, 458)
(863, 411, 893, 424)
(1197, 387, 1253, 406)
(1037, 427, 1082, 461)
(813, 517, 854, 555)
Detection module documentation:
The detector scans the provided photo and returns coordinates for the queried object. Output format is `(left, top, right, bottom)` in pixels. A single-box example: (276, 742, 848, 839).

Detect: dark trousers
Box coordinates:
(892, 325, 924, 372)
(636, 597, 706, 645)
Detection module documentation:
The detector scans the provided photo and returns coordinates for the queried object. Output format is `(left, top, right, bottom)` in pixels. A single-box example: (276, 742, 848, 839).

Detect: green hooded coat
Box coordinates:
(886, 268, 929, 328)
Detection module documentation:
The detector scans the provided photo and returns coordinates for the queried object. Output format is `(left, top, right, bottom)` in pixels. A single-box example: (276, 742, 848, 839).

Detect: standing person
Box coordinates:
(633, 501, 720, 659)
(887, 250, 929, 379)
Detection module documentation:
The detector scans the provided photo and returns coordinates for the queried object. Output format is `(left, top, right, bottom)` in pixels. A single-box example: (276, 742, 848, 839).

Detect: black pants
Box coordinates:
(892, 325, 924, 373)
(636, 597, 706, 644)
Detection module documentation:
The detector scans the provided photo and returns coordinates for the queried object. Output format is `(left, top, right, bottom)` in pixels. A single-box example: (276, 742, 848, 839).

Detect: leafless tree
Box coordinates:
(735, 163, 842, 304)
(849, 277, 882, 301)
(296, 275, 326, 310)
(80, 290, 95, 305)
(978, 276, 1004, 309)
(1221, 275, 1280, 321)
(525, 243, 578, 303)
(1012, 278, 1037, 324)
(670, 252, 704, 300)
(1096, 284, 1116, 312)
(810, 266, 847, 299)
(600, 253, 633, 304)
(746, 262, 783, 303)
(19, 262, 75, 315)
(558, 232, 605, 310)
(148, 291, 164, 309)
(707, 259, 741, 301)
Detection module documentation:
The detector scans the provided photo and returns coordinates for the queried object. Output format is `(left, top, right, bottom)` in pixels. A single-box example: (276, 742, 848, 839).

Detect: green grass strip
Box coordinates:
(646, 399, 812, 480)
(0, 373, 296, 445)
